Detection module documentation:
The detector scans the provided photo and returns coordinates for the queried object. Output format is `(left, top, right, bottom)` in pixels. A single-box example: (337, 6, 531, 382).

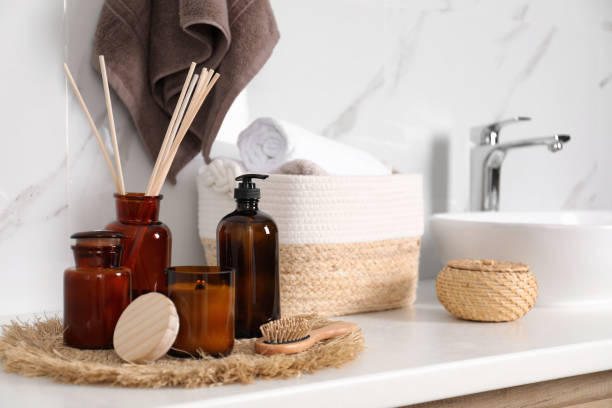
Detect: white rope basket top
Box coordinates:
(198, 173, 424, 245)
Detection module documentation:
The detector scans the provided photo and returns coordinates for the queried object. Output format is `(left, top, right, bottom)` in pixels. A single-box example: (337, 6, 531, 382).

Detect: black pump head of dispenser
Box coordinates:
(234, 174, 269, 200)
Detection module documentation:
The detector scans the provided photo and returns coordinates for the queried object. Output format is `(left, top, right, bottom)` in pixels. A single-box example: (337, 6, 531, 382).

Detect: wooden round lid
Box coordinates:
(113, 293, 179, 364)
(446, 259, 530, 273)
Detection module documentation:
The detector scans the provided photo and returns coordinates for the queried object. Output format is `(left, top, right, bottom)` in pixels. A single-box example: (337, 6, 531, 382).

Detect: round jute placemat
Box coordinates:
(0, 317, 364, 388)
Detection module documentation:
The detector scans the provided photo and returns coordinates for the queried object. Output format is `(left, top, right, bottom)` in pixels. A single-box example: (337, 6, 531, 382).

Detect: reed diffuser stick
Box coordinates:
(98, 55, 126, 195)
(158, 73, 200, 176)
(151, 69, 220, 195)
(145, 62, 197, 196)
(63, 63, 121, 193)
(150, 69, 212, 195)
(166, 71, 219, 158)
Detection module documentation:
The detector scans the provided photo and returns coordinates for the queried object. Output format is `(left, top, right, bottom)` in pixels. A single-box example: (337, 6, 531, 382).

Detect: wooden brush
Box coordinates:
(255, 316, 359, 355)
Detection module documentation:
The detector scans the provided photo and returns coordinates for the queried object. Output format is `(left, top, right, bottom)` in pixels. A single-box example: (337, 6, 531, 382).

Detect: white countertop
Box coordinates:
(1, 279, 612, 408)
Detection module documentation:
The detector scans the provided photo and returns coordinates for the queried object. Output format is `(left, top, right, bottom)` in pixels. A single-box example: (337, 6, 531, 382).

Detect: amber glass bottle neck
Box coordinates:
(72, 245, 123, 268)
(236, 199, 259, 211)
(115, 195, 161, 224)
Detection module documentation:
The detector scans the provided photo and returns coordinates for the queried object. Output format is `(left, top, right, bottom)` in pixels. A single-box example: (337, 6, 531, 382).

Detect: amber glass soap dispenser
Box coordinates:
(217, 174, 280, 338)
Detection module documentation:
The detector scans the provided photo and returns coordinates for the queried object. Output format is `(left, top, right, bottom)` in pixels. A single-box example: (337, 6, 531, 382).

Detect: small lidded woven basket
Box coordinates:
(436, 259, 538, 322)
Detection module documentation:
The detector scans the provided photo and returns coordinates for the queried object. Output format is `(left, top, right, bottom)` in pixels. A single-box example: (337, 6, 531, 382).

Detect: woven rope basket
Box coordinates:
(198, 173, 424, 317)
(436, 259, 538, 322)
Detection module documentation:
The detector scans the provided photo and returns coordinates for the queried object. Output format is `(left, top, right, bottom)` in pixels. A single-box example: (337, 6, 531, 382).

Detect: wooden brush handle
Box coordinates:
(255, 321, 359, 355)
(309, 321, 358, 343)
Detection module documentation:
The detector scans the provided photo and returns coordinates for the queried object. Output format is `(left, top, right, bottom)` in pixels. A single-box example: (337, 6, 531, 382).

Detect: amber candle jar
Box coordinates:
(106, 193, 171, 298)
(64, 231, 131, 349)
(167, 266, 234, 357)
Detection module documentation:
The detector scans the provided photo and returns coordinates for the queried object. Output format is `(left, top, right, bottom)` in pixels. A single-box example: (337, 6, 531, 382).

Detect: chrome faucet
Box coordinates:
(470, 117, 571, 211)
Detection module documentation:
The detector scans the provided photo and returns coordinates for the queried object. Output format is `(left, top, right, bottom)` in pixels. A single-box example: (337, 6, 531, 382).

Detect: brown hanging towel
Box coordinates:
(92, 0, 279, 183)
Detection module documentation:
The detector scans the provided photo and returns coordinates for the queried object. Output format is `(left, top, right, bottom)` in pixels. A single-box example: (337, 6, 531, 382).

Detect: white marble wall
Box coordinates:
(0, 1, 68, 315)
(1, 0, 611, 314)
(249, 0, 612, 278)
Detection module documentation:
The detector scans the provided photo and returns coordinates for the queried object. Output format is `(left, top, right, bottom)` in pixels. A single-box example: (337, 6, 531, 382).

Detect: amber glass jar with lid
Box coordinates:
(106, 193, 171, 298)
(63, 230, 131, 349)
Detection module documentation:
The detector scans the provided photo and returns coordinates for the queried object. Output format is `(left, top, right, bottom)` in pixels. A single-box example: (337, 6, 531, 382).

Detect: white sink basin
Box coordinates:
(430, 211, 612, 306)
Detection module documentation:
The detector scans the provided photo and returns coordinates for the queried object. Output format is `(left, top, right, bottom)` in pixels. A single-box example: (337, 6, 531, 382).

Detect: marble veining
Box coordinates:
(389, 10, 428, 90)
(513, 4, 529, 21)
(562, 163, 598, 210)
(520, 27, 557, 78)
(437, 0, 452, 14)
(321, 69, 385, 139)
(496, 7, 530, 68)
(0, 158, 67, 243)
(49, 204, 69, 219)
(322, 7, 429, 140)
(496, 26, 557, 119)
(599, 73, 612, 88)
(498, 23, 529, 45)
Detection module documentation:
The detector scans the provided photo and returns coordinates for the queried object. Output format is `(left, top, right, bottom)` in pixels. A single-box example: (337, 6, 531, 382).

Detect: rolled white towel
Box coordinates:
(237, 117, 392, 176)
(199, 158, 244, 197)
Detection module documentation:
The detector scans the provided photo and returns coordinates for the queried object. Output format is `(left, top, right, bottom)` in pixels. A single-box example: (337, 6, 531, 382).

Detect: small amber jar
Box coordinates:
(63, 231, 131, 349)
(106, 193, 171, 299)
(167, 266, 235, 357)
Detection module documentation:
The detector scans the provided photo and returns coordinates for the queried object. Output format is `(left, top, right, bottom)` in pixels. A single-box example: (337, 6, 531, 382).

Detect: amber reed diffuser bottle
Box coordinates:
(106, 193, 171, 298)
(217, 174, 280, 338)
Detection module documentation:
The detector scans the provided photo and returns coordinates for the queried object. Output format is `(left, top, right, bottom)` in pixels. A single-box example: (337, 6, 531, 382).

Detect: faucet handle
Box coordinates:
(473, 116, 531, 145)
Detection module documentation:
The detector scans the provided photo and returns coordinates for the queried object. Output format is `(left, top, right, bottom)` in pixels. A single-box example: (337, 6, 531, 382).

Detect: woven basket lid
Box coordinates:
(446, 259, 529, 273)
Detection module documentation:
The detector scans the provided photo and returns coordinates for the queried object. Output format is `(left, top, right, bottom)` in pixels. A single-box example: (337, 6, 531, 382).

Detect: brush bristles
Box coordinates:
(260, 315, 315, 344)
